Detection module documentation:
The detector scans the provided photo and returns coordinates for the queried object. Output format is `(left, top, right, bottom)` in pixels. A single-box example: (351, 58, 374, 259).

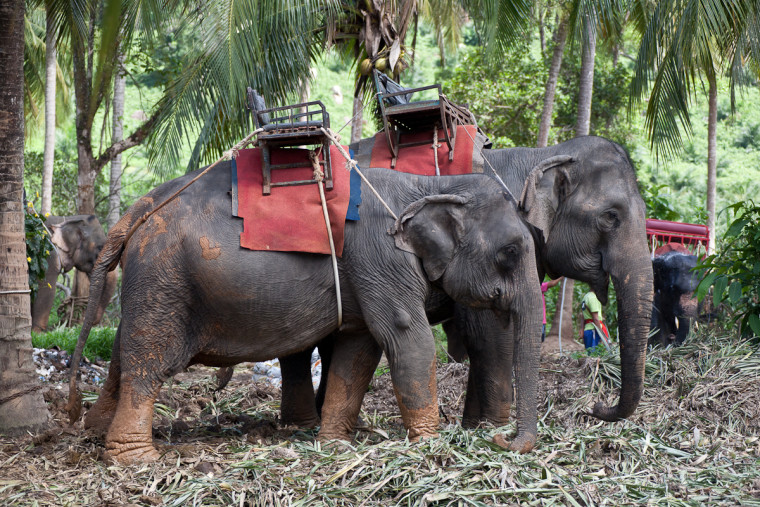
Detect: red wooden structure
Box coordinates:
(646, 218, 710, 256)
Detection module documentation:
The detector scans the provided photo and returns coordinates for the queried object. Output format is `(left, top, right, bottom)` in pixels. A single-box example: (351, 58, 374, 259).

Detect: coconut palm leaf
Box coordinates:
(630, 0, 758, 158)
(147, 0, 335, 175)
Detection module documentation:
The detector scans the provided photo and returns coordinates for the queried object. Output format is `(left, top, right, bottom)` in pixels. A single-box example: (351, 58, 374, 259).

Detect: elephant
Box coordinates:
(444, 136, 654, 428)
(278, 136, 654, 439)
(649, 246, 699, 347)
(67, 163, 542, 464)
(31, 215, 118, 333)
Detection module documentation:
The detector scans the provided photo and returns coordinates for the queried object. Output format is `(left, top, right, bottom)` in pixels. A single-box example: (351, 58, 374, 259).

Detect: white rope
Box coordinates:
(432, 125, 440, 176)
(319, 127, 398, 221)
(309, 151, 343, 328)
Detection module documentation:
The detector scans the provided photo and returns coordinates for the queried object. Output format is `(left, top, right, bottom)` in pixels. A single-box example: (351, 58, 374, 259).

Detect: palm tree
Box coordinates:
(537, 12, 568, 148)
(630, 0, 760, 252)
(0, 0, 52, 433)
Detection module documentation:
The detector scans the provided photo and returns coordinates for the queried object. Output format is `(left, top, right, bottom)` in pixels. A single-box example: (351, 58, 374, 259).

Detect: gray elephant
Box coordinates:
(445, 136, 654, 429)
(67, 163, 542, 464)
(649, 247, 699, 347)
(31, 215, 118, 333)
(280, 136, 654, 446)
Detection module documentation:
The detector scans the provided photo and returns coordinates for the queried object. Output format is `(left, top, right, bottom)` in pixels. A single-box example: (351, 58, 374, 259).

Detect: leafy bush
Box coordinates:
(25, 204, 54, 302)
(696, 200, 760, 336)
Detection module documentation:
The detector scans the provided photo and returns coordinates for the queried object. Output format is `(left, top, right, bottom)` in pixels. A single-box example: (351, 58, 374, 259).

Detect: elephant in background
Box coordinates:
(649, 245, 699, 347)
(31, 215, 118, 333)
(68, 164, 542, 463)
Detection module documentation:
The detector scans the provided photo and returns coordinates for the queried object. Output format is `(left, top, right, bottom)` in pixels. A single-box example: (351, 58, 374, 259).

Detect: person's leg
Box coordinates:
(541, 324, 546, 343)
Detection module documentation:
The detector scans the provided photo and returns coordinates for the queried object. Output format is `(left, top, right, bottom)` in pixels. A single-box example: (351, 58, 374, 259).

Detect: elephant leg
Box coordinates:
(443, 319, 468, 363)
(31, 251, 59, 333)
(104, 380, 164, 464)
(459, 309, 513, 428)
(279, 347, 320, 428)
(85, 323, 122, 434)
(318, 332, 381, 441)
(104, 328, 191, 464)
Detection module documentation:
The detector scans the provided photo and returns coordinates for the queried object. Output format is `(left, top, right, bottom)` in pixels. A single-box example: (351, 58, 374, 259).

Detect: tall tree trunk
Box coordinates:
(351, 94, 363, 144)
(108, 53, 126, 230)
(0, 0, 52, 433)
(41, 12, 56, 216)
(575, 19, 596, 138)
(706, 71, 717, 253)
(537, 17, 568, 148)
(550, 17, 597, 345)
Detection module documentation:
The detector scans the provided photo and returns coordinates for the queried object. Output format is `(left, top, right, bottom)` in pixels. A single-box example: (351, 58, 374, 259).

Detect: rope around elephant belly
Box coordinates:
(309, 151, 342, 328)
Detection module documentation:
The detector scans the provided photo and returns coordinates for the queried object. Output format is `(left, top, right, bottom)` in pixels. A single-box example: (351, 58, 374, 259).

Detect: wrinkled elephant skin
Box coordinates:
(71, 165, 541, 464)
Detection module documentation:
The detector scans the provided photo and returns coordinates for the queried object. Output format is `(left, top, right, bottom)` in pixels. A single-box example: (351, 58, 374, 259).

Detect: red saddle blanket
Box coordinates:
(350, 124, 487, 175)
(232, 146, 351, 255)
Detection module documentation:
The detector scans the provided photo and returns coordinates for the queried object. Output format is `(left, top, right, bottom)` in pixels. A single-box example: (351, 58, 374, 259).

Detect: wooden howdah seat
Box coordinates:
(246, 87, 333, 195)
(373, 70, 476, 168)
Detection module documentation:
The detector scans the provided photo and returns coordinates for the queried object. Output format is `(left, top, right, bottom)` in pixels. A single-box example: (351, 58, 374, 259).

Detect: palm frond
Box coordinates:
(147, 0, 334, 174)
(462, 0, 532, 57)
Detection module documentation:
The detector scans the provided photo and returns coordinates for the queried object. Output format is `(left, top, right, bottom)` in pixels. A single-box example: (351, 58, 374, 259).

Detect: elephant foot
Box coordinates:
(104, 438, 161, 464)
(492, 432, 536, 454)
(317, 428, 353, 442)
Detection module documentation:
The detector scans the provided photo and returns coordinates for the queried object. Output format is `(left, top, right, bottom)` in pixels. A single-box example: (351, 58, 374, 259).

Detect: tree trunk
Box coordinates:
(41, 12, 56, 216)
(575, 18, 596, 137)
(706, 71, 717, 253)
(351, 94, 363, 144)
(0, 0, 52, 433)
(108, 53, 126, 230)
(537, 17, 568, 148)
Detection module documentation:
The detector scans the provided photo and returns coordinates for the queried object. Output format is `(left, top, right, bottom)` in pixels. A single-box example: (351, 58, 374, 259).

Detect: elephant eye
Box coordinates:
(598, 209, 620, 231)
(496, 244, 519, 272)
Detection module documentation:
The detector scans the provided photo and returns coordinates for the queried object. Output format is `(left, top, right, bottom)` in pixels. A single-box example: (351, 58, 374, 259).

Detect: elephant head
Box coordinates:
(516, 137, 654, 422)
(390, 191, 540, 321)
(48, 215, 109, 273)
(32, 215, 116, 333)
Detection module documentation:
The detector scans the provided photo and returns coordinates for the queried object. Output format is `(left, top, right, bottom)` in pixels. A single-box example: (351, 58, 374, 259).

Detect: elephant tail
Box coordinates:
(65, 200, 152, 424)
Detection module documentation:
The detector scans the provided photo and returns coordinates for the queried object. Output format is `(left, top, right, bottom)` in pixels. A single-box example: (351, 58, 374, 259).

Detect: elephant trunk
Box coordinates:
(592, 255, 653, 422)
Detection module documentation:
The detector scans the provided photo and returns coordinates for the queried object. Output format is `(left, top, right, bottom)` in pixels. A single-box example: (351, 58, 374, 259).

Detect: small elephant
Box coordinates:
(649, 247, 699, 347)
(68, 164, 542, 464)
(31, 215, 118, 333)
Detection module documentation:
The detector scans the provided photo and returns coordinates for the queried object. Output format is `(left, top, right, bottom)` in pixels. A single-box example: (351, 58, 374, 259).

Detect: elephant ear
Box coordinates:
(518, 155, 574, 232)
(48, 218, 77, 272)
(389, 194, 470, 281)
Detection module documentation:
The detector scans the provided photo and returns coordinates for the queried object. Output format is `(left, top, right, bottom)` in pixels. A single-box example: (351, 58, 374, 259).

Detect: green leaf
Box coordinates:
(748, 314, 760, 338)
(696, 272, 716, 301)
(728, 282, 743, 305)
(713, 276, 728, 308)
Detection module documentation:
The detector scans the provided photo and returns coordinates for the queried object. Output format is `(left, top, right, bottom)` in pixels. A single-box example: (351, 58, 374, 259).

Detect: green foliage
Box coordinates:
(640, 183, 680, 221)
(24, 205, 54, 302)
(554, 48, 636, 144)
(31, 326, 117, 361)
(696, 200, 760, 337)
(443, 45, 546, 147)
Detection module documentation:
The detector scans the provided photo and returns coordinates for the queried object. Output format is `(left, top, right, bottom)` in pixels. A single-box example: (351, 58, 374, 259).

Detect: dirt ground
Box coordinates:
(2, 335, 760, 505)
